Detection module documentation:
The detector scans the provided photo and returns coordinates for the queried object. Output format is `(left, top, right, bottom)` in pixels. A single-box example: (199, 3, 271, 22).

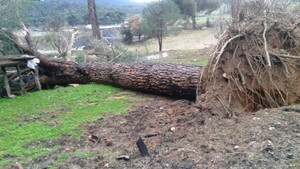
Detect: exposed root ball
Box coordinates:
(197, 0, 300, 117)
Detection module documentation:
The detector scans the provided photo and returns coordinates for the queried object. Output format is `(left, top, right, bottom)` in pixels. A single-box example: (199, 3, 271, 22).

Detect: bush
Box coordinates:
(75, 51, 85, 63)
(121, 28, 133, 44)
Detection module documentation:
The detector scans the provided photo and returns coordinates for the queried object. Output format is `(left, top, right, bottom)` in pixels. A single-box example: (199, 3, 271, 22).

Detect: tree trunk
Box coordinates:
(192, 15, 196, 30)
(87, 0, 101, 39)
(158, 30, 163, 52)
(7, 30, 202, 100)
(158, 38, 162, 52)
(138, 33, 141, 42)
(39, 61, 201, 100)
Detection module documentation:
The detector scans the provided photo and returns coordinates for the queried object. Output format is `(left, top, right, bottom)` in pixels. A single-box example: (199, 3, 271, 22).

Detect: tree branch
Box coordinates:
(263, 21, 271, 67)
(213, 34, 242, 72)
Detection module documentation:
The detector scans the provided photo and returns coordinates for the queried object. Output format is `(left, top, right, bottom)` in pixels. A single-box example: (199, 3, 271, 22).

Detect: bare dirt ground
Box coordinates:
(16, 97, 300, 169)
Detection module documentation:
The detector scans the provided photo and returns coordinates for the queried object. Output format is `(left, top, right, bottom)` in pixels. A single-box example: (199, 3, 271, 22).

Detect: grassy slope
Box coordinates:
(128, 29, 214, 54)
(0, 84, 145, 168)
(126, 29, 215, 66)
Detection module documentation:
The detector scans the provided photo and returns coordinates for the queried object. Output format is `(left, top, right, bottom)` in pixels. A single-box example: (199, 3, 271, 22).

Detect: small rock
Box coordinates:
(69, 84, 79, 87)
(170, 127, 176, 132)
(159, 107, 164, 110)
(267, 140, 273, 147)
(88, 135, 99, 143)
(166, 109, 173, 115)
(106, 140, 113, 146)
(269, 127, 275, 131)
(116, 155, 130, 161)
(234, 145, 239, 150)
(8, 95, 16, 98)
(104, 163, 109, 168)
(287, 154, 294, 159)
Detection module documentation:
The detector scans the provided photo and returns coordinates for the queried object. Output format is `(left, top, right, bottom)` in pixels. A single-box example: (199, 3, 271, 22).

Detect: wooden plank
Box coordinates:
(0, 60, 27, 67)
(1, 67, 11, 97)
(16, 65, 26, 94)
(34, 66, 42, 91)
(0, 55, 35, 61)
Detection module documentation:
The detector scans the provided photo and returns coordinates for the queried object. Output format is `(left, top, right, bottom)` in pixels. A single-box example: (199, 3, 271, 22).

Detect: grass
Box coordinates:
(0, 84, 143, 168)
(127, 29, 215, 54)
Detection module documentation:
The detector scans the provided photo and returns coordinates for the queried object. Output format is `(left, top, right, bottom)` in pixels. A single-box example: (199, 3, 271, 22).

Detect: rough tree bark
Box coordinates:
(39, 62, 201, 100)
(87, 0, 101, 39)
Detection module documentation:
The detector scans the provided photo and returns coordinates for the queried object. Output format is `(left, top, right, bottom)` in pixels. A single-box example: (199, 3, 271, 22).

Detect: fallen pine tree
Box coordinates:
(2, 29, 201, 100)
(1, 0, 299, 116)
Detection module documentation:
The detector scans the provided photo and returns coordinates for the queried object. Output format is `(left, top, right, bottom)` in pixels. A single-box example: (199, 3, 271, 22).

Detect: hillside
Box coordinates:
(58, 0, 146, 7)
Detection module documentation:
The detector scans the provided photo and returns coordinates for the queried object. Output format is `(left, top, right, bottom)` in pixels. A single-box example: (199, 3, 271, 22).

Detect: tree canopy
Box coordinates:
(195, 0, 221, 13)
(172, 0, 197, 29)
(141, 0, 180, 52)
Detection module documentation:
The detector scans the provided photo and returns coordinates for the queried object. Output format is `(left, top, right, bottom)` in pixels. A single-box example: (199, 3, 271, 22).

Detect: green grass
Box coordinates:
(0, 84, 137, 168)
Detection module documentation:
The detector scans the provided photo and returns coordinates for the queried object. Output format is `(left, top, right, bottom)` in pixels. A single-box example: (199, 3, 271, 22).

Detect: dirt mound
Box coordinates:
(197, 0, 300, 117)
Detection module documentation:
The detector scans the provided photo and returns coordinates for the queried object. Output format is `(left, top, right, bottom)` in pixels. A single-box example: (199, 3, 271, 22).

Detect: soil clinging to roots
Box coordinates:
(197, 0, 300, 117)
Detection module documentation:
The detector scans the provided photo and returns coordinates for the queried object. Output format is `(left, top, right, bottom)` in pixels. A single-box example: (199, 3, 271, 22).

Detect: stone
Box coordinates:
(116, 155, 130, 161)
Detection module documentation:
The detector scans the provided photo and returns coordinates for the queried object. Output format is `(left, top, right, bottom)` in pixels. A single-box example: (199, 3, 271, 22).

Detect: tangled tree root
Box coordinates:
(197, 0, 300, 117)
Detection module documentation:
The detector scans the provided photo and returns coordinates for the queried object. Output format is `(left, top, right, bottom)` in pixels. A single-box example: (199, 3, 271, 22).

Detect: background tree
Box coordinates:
(195, 0, 221, 13)
(0, 0, 33, 56)
(121, 27, 133, 44)
(173, 0, 197, 30)
(141, 0, 180, 52)
(87, 0, 101, 39)
(128, 15, 142, 42)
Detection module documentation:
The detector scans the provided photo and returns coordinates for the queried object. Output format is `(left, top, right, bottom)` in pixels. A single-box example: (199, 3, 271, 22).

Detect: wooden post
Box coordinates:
(1, 66, 11, 97)
(16, 65, 26, 94)
(34, 66, 41, 91)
